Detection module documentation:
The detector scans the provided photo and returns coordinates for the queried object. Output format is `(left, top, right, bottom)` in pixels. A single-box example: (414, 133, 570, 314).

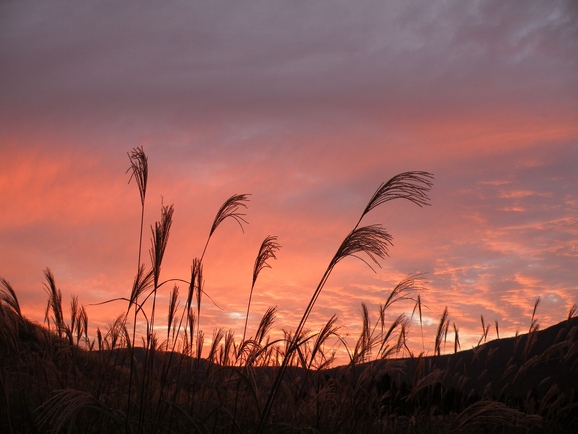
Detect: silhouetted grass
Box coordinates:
(0, 148, 576, 433)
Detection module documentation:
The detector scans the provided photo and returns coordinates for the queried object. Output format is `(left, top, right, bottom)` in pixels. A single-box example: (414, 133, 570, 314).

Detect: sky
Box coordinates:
(1, 0, 577, 362)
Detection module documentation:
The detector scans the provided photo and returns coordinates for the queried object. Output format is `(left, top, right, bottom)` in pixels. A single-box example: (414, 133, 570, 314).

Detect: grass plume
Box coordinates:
(359, 171, 434, 224)
(202, 193, 250, 260)
(0, 277, 21, 318)
(242, 235, 281, 343)
(43, 268, 65, 339)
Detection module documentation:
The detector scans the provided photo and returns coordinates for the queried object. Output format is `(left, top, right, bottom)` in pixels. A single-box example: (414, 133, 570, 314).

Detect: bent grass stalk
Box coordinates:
(242, 235, 281, 346)
(258, 171, 433, 431)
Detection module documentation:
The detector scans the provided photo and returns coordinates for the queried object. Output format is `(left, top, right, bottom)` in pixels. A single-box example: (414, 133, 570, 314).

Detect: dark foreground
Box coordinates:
(1, 307, 577, 433)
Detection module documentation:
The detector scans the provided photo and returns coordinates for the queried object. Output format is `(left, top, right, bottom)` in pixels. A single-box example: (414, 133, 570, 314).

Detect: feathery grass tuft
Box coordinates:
(127, 146, 148, 208)
(147, 203, 174, 346)
(43, 268, 65, 339)
(530, 296, 541, 333)
(453, 322, 460, 353)
(150, 203, 174, 289)
(0, 277, 21, 318)
(209, 194, 250, 238)
(435, 307, 449, 356)
(384, 273, 425, 311)
(242, 235, 281, 343)
(128, 265, 154, 311)
(255, 306, 277, 346)
(167, 285, 179, 341)
(127, 146, 149, 277)
(495, 319, 500, 339)
(333, 224, 393, 270)
(251, 235, 281, 288)
(360, 171, 433, 222)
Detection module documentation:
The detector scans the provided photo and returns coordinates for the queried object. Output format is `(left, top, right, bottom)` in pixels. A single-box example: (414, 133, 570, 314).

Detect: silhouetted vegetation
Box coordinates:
(1, 148, 576, 433)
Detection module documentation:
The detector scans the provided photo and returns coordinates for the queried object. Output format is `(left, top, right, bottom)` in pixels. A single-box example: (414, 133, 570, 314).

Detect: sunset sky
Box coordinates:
(1, 0, 577, 361)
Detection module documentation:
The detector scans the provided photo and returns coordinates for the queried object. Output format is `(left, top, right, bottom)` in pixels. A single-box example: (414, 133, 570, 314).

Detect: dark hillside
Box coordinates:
(320, 316, 578, 427)
(364, 315, 578, 397)
(1, 303, 577, 433)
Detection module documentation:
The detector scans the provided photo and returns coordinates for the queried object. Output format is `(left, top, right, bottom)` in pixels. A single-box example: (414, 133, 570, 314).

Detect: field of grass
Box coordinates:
(1, 147, 576, 433)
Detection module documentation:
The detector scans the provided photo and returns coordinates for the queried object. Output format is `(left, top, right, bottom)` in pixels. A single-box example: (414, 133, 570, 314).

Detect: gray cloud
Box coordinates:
(2, 0, 576, 136)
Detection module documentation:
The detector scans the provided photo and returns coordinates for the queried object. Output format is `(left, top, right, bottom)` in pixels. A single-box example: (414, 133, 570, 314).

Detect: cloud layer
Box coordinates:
(1, 0, 577, 361)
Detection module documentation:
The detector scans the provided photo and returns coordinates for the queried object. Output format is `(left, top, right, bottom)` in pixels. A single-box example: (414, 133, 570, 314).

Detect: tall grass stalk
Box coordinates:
(167, 285, 179, 342)
(43, 268, 64, 341)
(477, 315, 490, 346)
(242, 235, 281, 345)
(453, 322, 460, 354)
(193, 194, 249, 360)
(411, 293, 425, 353)
(127, 146, 148, 271)
(258, 171, 433, 431)
(435, 307, 449, 356)
(126, 146, 148, 434)
(148, 204, 174, 339)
